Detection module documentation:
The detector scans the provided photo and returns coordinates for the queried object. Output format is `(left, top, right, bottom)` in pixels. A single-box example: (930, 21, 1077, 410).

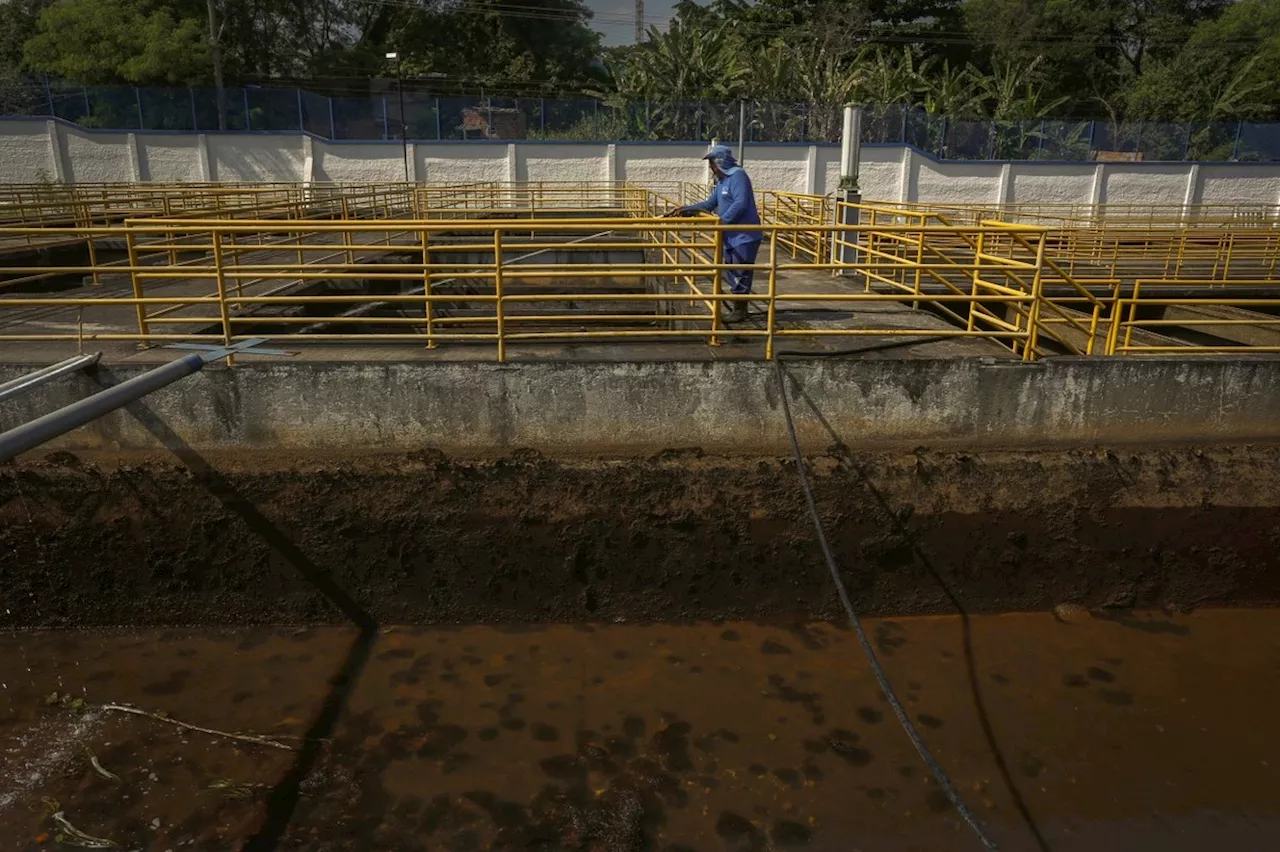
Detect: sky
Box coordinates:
(587, 0, 681, 45)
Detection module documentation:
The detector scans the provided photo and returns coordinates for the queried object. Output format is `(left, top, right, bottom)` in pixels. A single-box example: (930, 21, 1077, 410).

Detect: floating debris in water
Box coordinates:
(50, 810, 119, 848)
(82, 746, 119, 783)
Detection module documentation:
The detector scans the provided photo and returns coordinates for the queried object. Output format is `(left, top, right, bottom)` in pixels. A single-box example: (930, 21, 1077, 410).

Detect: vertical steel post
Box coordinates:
(394, 59, 409, 181)
(125, 228, 149, 346)
(212, 232, 233, 348)
(494, 229, 505, 361)
(422, 228, 435, 349)
(765, 229, 779, 359)
(737, 98, 747, 164)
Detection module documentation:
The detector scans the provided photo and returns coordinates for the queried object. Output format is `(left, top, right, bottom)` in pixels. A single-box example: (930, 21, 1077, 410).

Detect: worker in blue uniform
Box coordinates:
(668, 144, 763, 323)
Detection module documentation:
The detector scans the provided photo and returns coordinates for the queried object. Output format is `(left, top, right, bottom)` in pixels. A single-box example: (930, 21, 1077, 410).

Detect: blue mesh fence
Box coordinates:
(4, 78, 1280, 161)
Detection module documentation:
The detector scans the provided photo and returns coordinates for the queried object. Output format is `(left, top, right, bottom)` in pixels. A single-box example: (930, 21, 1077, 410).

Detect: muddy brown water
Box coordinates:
(3, 610, 1279, 851)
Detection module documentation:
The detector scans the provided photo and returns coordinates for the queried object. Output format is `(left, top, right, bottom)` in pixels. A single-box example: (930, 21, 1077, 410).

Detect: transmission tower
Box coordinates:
(635, 0, 644, 44)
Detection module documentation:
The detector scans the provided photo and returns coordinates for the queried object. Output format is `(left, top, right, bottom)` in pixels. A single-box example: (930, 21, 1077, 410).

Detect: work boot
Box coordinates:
(723, 300, 749, 323)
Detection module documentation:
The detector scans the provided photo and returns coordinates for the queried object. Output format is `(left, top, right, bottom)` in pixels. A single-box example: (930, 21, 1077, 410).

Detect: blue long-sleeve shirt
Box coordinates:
(687, 169, 763, 248)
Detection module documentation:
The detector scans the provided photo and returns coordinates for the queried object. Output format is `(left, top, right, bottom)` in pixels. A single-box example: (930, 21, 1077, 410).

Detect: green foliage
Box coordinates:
(1125, 0, 1280, 121)
(6, 0, 1280, 136)
(388, 0, 602, 92)
(24, 0, 209, 85)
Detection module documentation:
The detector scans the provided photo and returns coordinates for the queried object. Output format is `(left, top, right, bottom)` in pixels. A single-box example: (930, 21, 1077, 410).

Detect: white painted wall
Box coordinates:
(617, 143, 708, 188)
(1008, 165, 1097, 204)
(4, 119, 1280, 210)
(4, 121, 59, 182)
(207, 134, 306, 182)
(313, 141, 406, 183)
(416, 142, 507, 184)
(61, 129, 134, 183)
(137, 135, 204, 182)
(1100, 165, 1189, 206)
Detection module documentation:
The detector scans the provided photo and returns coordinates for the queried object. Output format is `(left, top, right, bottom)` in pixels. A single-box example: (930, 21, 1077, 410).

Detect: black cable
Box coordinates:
(773, 359, 999, 851)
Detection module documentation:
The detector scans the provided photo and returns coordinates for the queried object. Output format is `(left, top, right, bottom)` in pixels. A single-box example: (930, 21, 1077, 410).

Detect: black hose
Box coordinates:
(773, 359, 999, 851)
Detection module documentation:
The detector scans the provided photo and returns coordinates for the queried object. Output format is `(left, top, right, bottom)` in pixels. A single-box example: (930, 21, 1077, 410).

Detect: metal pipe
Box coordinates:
(0, 353, 205, 463)
(0, 353, 101, 403)
(738, 99, 747, 164)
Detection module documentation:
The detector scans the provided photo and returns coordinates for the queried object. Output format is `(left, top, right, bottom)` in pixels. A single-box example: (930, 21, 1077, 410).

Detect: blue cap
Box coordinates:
(702, 143, 734, 162)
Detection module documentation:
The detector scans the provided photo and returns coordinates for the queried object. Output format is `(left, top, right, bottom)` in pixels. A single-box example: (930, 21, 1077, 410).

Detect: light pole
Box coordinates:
(207, 0, 227, 129)
(386, 52, 410, 182)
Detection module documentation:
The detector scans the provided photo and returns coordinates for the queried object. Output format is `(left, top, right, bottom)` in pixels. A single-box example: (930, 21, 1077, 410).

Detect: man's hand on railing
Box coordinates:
(663, 207, 697, 218)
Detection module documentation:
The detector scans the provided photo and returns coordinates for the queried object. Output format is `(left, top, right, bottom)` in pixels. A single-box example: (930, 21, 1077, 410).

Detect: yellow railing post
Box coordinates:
(765, 229, 779, 360)
(709, 225, 723, 347)
(1023, 231, 1048, 360)
(966, 230, 985, 333)
(1105, 290, 1125, 355)
(1122, 280, 1141, 353)
(494, 228, 505, 362)
(125, 226, 150, 346)
(341, 196, 355, 265)
(85, 228, 101, 287)
(212, 231, 234, 355)
(422, 228, 436, 349)
(911, 225, 925, 309)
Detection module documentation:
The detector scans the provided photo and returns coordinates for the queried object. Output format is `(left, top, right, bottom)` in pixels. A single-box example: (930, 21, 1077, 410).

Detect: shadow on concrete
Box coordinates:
(108, 377, 377, 852)
(780, 362, 1053, 852)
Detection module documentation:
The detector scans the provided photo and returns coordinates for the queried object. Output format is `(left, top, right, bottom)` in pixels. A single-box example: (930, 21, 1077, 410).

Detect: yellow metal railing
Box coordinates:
(7, 182, 1280, 360)
(1105, 279, 1280, 355)
(761, 191, 833, 264)
(0, 209, 1055, 361)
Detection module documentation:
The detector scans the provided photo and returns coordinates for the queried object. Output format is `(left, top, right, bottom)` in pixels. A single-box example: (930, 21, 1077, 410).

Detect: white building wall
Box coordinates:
(4, 121, 59, 182)
(1008, 165, 1097, 205)
(136, 135, 204, 182)
(3, 120, 1280, 212)
(61, 128, 134, 183)
(1198, 164, 1280, 206)
(314, 142, 406, 182)
(1099, 165, 1189, 206)
(739, 147, 810, 195)
(417, 143, 507, 184)
(617, 143, 709, 188)
(207, 134, 305, 182)
(913, 160, 1002, 205)
(520, 143, 610, 183)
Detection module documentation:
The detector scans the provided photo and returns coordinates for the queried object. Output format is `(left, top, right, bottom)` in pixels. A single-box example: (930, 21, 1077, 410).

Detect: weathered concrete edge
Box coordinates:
(0, 357, 1276, 456)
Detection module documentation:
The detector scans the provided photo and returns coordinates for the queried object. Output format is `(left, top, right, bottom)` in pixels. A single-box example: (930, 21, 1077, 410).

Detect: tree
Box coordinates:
(24, 0, 210, 85)
(1124, 0, 1280, 122)
(0, 0, 53, 115)
(386, 0, 603, 92)
(962, 0, 1129, 114)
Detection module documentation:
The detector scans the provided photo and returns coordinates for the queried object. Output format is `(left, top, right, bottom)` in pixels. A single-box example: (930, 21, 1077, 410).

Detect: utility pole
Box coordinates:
(387, 53, 410, 182)
(206, 0, 227, 130)
(635, 0, 644, 44)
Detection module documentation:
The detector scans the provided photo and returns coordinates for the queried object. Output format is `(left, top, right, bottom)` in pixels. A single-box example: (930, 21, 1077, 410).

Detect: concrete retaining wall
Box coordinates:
(2, 358, 1279, 457)
(6, 118, 1280, 207)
